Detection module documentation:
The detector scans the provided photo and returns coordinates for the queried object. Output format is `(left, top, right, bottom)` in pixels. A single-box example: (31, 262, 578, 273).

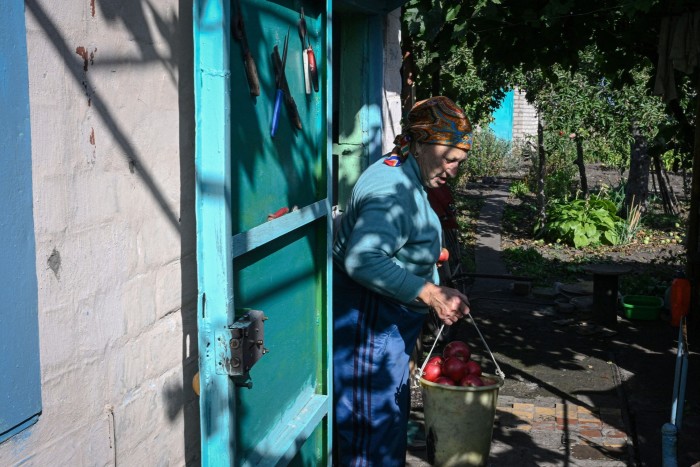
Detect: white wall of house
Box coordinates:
(382, 8, 403, 154)
(1, 1, 199, 465)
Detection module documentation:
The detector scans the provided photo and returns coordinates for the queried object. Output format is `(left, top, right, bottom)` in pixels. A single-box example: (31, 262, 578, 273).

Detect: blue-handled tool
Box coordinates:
(270, 29, 290, 137)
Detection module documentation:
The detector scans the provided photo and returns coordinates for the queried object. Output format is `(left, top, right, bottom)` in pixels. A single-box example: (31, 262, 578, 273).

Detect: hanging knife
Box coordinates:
(232, 0, 260, 96)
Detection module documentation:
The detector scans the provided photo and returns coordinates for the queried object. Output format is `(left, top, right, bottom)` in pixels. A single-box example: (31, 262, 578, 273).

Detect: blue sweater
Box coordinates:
(333, 154, 442, 310)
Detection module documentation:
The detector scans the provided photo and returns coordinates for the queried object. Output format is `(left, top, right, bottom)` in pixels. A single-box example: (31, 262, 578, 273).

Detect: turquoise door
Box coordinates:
(194, 0, 332, 465)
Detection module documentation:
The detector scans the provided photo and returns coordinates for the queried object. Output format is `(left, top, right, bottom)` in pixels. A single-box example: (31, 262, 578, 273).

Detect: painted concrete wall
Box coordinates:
(0, 1, 199, 465)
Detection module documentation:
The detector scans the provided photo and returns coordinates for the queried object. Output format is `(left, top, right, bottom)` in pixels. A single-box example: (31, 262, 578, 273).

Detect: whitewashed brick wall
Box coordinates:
(0, 1, 199, 465)
(512, 88, 539, 144)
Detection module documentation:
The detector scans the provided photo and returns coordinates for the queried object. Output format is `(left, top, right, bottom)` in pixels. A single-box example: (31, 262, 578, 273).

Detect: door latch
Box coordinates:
(215, 309, 268, 379)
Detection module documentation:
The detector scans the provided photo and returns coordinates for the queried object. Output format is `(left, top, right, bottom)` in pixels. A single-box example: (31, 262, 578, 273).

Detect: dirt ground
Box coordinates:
(500, 163, 689, 295)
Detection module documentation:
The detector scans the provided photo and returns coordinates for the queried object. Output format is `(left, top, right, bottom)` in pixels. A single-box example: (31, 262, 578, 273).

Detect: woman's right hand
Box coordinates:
(417, 282, 470, 326)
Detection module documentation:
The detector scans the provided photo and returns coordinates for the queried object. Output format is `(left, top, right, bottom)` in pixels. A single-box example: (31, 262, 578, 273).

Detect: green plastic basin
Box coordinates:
(622, 295, 663, 320)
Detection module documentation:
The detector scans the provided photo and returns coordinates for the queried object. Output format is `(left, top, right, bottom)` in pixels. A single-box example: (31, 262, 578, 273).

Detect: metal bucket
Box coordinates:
(420, 374, 504, 466)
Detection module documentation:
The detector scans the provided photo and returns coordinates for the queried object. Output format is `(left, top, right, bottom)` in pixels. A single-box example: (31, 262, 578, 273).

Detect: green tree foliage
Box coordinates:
(523, 49, 668, 170)
(402, 0, 694, 154)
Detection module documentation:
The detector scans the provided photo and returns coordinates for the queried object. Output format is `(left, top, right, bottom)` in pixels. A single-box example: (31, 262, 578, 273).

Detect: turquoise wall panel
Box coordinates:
(490, 90, 514, 142)
(0, 1, 42, 442)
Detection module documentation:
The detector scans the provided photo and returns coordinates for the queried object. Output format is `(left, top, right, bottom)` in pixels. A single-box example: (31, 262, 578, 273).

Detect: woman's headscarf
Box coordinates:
(386, 97, 472, 166)
(406, 96, 473, 151)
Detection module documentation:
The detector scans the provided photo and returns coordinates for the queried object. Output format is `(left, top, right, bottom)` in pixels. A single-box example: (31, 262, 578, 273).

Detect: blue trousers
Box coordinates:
(333, 266, 426, 467)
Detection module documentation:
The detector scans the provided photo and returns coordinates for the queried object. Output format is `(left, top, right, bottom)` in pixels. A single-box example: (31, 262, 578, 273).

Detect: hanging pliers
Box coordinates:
(270, 29, 302, 136)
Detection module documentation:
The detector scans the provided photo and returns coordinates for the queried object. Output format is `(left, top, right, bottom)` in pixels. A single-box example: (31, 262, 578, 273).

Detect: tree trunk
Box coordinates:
(536, 116, 546, 226)
(574, 138, 588, 196)
(652, 152, 678, 215)
(625, 123, 651, 213)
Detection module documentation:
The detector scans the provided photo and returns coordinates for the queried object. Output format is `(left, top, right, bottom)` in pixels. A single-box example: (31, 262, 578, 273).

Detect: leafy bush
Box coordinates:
(462, 128, 515, 179)
(538, 195, 624, 248)
(596, 181, 627, 212)
(508, 180, 530, 198)
(526, 137, 578, 201)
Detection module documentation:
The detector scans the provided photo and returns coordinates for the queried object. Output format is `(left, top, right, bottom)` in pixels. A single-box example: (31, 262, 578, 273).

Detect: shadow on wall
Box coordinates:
(24, 0, 200, 464)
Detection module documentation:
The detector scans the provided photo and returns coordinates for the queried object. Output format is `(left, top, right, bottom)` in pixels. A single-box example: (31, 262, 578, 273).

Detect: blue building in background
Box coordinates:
(489, 89, 515, 142)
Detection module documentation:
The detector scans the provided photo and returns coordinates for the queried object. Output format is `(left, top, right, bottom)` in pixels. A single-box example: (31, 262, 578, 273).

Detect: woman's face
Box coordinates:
(414, 143, 468, 188)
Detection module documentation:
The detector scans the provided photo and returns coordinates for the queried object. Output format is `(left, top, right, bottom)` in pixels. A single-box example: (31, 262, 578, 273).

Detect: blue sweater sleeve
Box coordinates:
(342, 195, 428, 304)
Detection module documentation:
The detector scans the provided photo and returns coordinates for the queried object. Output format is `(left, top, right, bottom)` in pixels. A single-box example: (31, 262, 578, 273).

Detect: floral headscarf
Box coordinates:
(385, 96, 472, 167)
(406, 96, 472, 150)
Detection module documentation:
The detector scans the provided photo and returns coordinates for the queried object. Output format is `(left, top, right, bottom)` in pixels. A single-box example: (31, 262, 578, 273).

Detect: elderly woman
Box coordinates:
(333, 96, 473, 466)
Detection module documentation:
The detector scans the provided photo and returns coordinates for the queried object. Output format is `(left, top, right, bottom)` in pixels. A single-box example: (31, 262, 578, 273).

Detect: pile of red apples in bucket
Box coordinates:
(421, 340, 497, 387)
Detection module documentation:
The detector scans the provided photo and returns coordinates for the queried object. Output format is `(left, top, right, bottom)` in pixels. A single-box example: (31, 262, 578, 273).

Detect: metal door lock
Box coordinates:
(215, 309, 268, 379)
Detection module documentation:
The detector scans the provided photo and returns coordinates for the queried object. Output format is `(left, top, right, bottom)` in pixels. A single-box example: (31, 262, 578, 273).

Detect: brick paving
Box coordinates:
(407, 395, 631, 467)
(494, 397, 630, 456)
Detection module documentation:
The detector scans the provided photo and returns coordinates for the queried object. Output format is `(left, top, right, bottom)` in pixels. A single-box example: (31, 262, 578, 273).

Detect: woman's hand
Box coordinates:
(417, 282, 470, 326)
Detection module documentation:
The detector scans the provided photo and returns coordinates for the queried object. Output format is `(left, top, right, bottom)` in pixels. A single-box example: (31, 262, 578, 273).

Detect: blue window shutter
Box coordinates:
(0, 1, 42, 442)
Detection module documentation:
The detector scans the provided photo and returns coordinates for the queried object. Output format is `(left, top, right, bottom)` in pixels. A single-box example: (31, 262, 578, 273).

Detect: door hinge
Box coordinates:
(215, 309, 268, 380)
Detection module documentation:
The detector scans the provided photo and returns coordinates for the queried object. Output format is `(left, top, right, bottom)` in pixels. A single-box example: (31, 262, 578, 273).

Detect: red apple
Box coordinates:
(460, 374, 484, 387)
(435, 376, 455, 386)
(465, 360, 482, 377)
(481, 377, 497, 386)
(443, 341, 471, 362)
(427, 356, 444, 366)
(442, 357, 468, 381)
(422, 362, 442, 382)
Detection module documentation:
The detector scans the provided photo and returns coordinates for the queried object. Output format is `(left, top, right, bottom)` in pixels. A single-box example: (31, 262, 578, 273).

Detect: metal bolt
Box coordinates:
(232, 358, 241, 368)
(256, 339, 263, 346)
(263, 347, 269, 354)
(230, 338, 240, 349)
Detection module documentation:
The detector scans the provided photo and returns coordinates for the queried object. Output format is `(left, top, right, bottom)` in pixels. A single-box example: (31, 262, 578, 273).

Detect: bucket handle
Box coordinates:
(466, 313, 506, 379)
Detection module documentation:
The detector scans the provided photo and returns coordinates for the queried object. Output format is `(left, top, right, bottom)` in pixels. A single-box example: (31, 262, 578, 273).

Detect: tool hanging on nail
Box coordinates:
(232, 0, 260, 96)
(298, 8, 311, 94)
(270, 29, 302, 137)
(307, 44, 318, 93)
(298, 7, 318, 93)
